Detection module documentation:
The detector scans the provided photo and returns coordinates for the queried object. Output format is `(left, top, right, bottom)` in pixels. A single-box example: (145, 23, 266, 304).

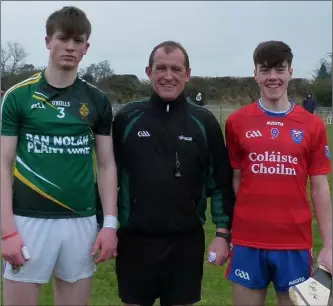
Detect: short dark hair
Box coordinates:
(253, 40, 293, 68)
(46, 6, 91, 39)
(148, 40, 190, 70)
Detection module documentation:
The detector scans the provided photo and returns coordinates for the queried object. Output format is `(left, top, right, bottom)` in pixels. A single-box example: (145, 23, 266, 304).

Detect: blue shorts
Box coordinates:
(226, 245, 313, 292)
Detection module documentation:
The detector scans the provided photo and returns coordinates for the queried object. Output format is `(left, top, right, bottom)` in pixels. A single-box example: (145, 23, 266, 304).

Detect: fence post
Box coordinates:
(219, 106, 222, 126)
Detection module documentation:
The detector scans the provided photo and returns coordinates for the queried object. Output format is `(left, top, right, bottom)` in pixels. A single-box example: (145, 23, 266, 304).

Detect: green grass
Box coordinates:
(35, 125, 333, 305)
(19, 125, 333, 305)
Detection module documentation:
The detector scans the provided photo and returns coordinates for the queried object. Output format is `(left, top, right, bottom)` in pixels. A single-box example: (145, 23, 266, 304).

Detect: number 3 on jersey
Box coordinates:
(57, 107, 65, 118)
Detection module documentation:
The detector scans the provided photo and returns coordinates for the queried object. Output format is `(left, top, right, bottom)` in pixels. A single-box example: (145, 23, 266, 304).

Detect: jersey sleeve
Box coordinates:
(112, 111, 123, 165)
(205, 112, 235, 229)
(94, 94, 113, 136)
(1, 91, 21, 136)
(308, 119, 331, 176)
(225, 115, 242, 169)
(112, 110, 127, 187)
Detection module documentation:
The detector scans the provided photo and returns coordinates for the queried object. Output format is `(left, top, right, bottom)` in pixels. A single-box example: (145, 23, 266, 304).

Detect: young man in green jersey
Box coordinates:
(1, 6, 118, 305)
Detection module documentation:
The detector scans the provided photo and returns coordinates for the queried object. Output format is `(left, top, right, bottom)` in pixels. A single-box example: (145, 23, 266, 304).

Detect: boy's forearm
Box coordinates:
(311, 181, 332, 247)
(232, 175, 240, 194)
(97, 164, 118, 217)
(1, 166, 16, 235)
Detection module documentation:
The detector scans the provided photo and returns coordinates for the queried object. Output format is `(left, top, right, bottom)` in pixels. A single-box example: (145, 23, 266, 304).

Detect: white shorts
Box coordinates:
(3, 215, 97, 283)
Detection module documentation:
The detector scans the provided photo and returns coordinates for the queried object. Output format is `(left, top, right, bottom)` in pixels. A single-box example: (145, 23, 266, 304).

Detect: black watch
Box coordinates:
(215, 232, 231, 243)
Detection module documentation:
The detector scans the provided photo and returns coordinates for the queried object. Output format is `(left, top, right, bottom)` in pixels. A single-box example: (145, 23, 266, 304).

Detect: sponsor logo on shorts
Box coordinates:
(235, 269, 250, 280)
(288, 276, 306, 286)
(11, 264, 22, 274)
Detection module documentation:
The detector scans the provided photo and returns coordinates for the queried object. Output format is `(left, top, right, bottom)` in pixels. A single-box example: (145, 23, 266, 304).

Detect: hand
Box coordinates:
(92, 227, 117, 264)
(1, 234, 26, 266)
(207, 237, 230, 266)
(317, 246, 332, 273)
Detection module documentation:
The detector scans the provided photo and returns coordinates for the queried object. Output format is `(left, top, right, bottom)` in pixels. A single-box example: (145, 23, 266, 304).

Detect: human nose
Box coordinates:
(267, 69, 278, 79)
(164, 68, 173, 80)
(65, 39, 75, 52)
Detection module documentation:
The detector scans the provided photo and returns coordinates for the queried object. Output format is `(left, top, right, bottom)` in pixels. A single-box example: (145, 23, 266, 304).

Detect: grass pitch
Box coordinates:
(36, 212, 327, 305)
(35, 125, 333, 305)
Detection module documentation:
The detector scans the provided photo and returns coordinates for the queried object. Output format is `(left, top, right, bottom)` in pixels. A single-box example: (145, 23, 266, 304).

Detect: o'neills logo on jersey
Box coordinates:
(266, 120, 284, 126)
(248, 151, 297, 176)
(52, 100, 71, 107)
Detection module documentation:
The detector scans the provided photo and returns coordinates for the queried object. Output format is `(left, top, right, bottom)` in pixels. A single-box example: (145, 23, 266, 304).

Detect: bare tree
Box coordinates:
(1, 41, 28, 74)
(80, 60, 114, 83)
(1, 45, 11, 73)
(9, 42, 28, 74)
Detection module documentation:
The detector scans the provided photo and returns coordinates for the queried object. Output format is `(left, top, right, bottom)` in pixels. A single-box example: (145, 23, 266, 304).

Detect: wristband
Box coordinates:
(215, 232, 231, 243)
(21, 246, 31, 260)
(1, 231, 18, 241)
(103, 215, 118, 229)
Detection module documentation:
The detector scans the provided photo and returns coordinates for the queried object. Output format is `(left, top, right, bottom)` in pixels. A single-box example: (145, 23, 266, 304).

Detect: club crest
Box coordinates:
(79, 103, 89, 119)
(325, 145, 330, 159)
(290, 129, 303, 144)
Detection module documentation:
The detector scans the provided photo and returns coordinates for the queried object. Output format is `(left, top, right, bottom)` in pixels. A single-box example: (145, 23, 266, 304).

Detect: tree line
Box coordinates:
(1, 41, 332, 106)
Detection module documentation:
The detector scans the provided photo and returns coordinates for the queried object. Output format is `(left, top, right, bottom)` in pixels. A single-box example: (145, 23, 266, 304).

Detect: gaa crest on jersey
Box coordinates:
(324, 145, 330, 159)
(290, 129, 303, 144)
(79, 103, 89, 119)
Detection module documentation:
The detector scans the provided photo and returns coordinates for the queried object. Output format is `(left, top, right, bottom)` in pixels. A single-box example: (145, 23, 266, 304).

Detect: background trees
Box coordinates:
(1, 41, 331, 106)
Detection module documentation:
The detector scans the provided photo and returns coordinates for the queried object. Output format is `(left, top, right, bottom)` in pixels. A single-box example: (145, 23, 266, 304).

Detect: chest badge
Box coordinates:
(79, 103, 89, 119)
(290, 129, 303, 144)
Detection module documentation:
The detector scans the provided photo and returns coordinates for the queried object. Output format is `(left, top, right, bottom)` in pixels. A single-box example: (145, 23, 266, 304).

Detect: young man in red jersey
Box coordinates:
(225, 40, 332, 306)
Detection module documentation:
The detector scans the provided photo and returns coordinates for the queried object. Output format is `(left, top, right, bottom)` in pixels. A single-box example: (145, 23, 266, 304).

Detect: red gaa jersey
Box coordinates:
(225, 101, 331, 250)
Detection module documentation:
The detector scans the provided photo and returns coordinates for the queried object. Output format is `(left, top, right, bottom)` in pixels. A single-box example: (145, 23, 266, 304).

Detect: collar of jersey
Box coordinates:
(257, 98, 294, 117)
(40, 68, 80, 89)
(150, 91, 186, 112)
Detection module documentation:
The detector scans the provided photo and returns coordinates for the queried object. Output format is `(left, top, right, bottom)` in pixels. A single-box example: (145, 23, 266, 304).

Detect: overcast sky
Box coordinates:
(1, 1, 332, 80)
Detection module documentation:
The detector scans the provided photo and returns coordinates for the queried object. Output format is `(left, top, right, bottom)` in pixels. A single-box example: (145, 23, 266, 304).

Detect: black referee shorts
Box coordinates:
(115, 227, 205, 306)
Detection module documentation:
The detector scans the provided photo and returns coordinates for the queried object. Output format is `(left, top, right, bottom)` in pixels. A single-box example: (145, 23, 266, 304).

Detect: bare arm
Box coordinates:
(232, 169, 240, 194)
(1, 136, 18, 235)
(95, 135, 118, 217)
(310, 174, 332, 248)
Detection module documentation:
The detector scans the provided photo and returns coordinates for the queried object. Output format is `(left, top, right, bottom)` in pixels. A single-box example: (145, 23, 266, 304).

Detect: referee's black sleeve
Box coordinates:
(205, 113, 235, 230)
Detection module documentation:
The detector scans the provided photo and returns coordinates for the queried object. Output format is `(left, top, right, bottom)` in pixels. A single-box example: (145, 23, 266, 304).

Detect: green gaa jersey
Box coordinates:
(1, 71, 113, 218)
